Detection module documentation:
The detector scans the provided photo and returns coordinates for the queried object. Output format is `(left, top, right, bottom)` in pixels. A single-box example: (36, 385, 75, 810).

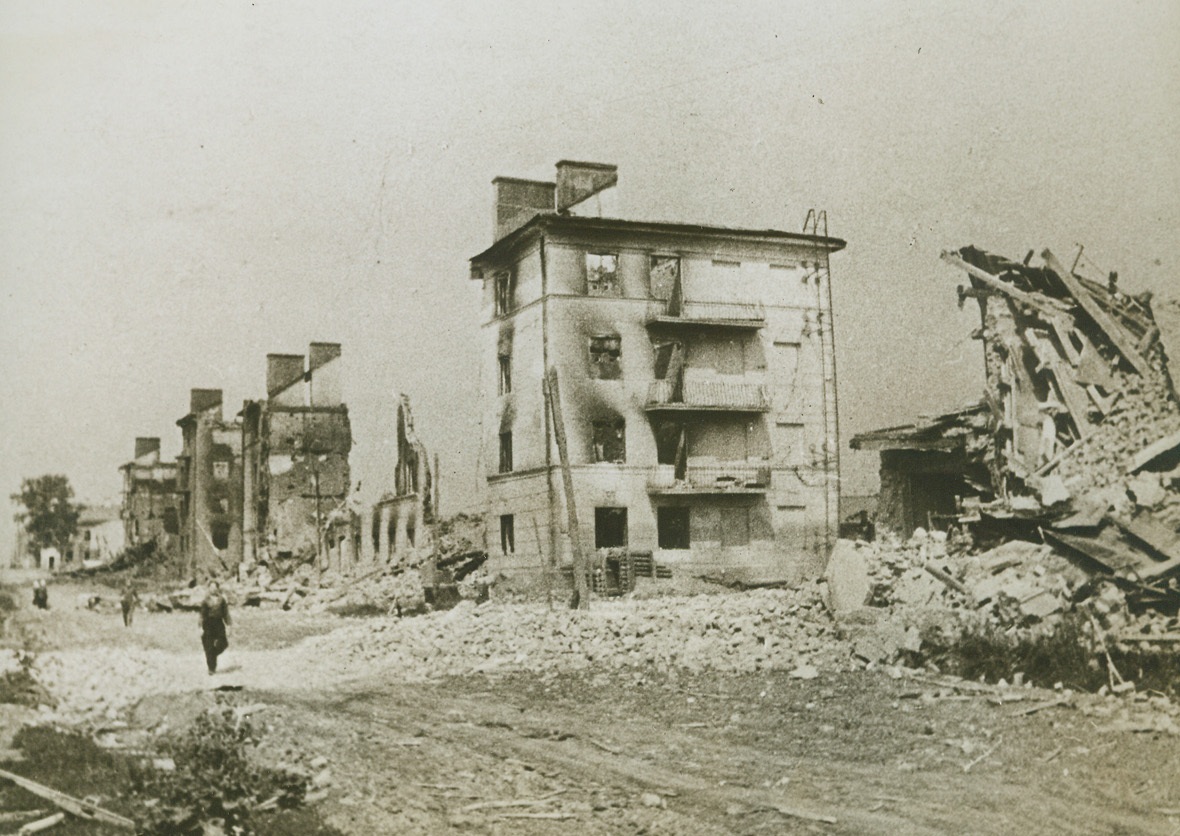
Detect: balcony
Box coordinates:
(647, 463, 771, 494)
(646, 299, 765, 329)
(645, 380, 769, 412)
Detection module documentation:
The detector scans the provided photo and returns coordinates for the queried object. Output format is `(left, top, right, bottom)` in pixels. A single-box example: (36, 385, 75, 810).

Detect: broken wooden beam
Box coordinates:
(17, 812, 66, 834)
(1041, 250, 1151, 377)
(940, 251, 1071, 317)
(461, 798, 557, 813)
(924, 562, 969, 596)
(0, 768, 135, 830)
(1128, 429, 1180, 474)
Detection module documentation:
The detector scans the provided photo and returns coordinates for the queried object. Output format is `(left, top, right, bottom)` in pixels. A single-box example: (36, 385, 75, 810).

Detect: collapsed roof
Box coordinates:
(856, 244, 1180, 605)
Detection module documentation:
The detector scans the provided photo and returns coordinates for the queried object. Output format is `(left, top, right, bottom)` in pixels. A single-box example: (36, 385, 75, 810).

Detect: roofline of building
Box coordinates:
(469, 213, 847, 271)
(849, 401, 989, 451)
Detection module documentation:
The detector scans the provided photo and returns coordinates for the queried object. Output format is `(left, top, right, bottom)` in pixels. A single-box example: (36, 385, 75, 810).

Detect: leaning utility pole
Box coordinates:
(544, 367, 590, 609)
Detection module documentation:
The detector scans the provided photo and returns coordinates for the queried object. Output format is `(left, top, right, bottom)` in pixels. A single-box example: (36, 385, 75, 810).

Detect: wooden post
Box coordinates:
(545, 367, 589, 609)
(532, 516, 551, 610)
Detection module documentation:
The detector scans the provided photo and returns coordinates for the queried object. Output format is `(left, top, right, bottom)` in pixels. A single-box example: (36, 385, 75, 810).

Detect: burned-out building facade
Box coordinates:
(241, 343, 352, 567)
(176, 389, 243, 577)
(119, 436, 181, 553)
(470, 161, 845, 591)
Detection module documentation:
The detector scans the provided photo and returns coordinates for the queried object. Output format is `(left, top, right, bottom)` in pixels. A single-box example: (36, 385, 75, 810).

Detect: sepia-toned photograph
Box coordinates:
(1, 2, 1177, 833)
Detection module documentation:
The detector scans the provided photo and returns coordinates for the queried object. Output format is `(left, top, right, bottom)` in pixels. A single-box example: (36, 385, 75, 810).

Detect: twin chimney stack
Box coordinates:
(264, 343, 343, 408)
(493, 160, 618, 241)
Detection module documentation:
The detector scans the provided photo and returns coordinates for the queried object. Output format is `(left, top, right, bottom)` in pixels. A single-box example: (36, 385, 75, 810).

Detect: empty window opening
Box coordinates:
(494, 270, 515, 316)
(371, 512, 380, 551)
(498, 431, 513, 473)
(657, 507, 690, 549)
(721, 507, 751, 547)
(650, 255, 680, 301)
(212, 460, 230, 480)
(586, 253, 619, 296)
(500, 514, 515, 554)
(591, 419, 626, 463)
(211, 521, 231, 550)
(595, 507, 628, 549)
(498, 355, 512, 394)
(406, 520, 416, 547)
(588, 335, 622, 380)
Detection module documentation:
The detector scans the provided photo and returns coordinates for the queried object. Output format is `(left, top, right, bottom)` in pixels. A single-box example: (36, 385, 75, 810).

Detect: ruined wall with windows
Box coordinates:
(120, 437, 181, 556)
(176, 389, 243, 577)
(368, 394, 437, 572)
(241, 344, 352, 567)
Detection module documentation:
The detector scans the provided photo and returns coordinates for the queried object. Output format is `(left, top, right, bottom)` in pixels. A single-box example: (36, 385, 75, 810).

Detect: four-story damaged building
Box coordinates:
(469, 161, 845, 591)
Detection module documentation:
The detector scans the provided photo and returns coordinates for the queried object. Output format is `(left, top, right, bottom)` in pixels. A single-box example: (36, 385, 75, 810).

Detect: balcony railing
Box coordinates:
(645, 380, 769, 411)
(647, 464, 771, 494)
(647, 299, 765, 328)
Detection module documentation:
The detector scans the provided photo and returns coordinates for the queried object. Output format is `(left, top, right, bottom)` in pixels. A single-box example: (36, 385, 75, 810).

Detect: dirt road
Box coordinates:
(3, 579, 1178, 834)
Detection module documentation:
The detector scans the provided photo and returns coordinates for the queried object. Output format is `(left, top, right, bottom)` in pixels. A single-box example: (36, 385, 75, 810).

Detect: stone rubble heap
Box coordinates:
(825, 531, 1179, 667)
(300, 585, 843, 682)
(17, 586, 842, 725)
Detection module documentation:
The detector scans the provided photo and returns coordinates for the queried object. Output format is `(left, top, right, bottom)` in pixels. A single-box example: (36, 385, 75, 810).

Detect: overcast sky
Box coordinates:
(2, 1, 1177, 561)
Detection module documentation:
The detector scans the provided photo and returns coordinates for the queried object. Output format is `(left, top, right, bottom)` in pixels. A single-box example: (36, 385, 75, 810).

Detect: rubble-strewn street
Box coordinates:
(1, 577, 1178, 834)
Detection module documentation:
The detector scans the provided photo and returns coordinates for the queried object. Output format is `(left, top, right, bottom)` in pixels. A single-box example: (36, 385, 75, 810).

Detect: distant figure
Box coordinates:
(32, 580, 48, 610)
(199, 581, 232, 675)
(120, 583, 140, 627)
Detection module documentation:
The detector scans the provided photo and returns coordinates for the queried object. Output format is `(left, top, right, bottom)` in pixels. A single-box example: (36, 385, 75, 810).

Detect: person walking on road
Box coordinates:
(120, 583, 140, 627)
(199, 581, 231, 675)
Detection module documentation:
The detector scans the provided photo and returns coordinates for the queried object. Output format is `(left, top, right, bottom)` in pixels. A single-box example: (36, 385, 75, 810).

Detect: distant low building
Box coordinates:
(69, 503, 124, 569)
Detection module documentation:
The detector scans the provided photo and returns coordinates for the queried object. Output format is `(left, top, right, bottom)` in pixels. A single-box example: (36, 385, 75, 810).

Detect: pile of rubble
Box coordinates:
(824, 526, 1179, 669)
(872, 247, 1180, 613)
(300, 585, 842, 682)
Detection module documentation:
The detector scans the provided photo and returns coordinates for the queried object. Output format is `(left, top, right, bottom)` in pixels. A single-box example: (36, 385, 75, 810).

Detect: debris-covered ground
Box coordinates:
(0, 575, 1177, 834)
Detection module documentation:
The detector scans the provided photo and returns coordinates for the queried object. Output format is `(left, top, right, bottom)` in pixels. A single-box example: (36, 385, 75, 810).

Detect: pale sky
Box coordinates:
(2, 1, 1178, 561)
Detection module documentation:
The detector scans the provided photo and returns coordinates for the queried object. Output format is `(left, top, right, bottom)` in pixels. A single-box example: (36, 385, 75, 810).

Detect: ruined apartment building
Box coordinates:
(241, 344, 352, 566)
(470, 161, 845, 590)
(119, 436, 181, 553)
(176, 389, 243, 576)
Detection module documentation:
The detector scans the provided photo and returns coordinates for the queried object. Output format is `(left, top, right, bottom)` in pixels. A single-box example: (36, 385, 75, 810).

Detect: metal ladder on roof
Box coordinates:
(803, 209, 840, 556)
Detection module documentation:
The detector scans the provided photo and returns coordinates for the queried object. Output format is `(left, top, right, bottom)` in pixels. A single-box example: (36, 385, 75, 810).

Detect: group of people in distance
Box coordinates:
(33, 577, 233, 676)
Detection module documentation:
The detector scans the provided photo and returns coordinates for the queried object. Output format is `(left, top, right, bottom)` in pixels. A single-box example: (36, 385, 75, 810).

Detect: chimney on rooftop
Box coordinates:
(555, 160, 618, 214)
(189, 389, 223, 416)
(493, 176, 556, 242)
(266, 354, 306, 405)
(308, 342, 342, 407)
(134, 437, 161, 460)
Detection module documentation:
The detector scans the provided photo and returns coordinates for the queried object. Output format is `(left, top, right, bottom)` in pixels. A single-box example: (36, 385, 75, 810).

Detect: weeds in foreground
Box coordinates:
(0, 651, 51, 707)
(133, 699, 313, 835)
(920, 613, 1180, 696)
